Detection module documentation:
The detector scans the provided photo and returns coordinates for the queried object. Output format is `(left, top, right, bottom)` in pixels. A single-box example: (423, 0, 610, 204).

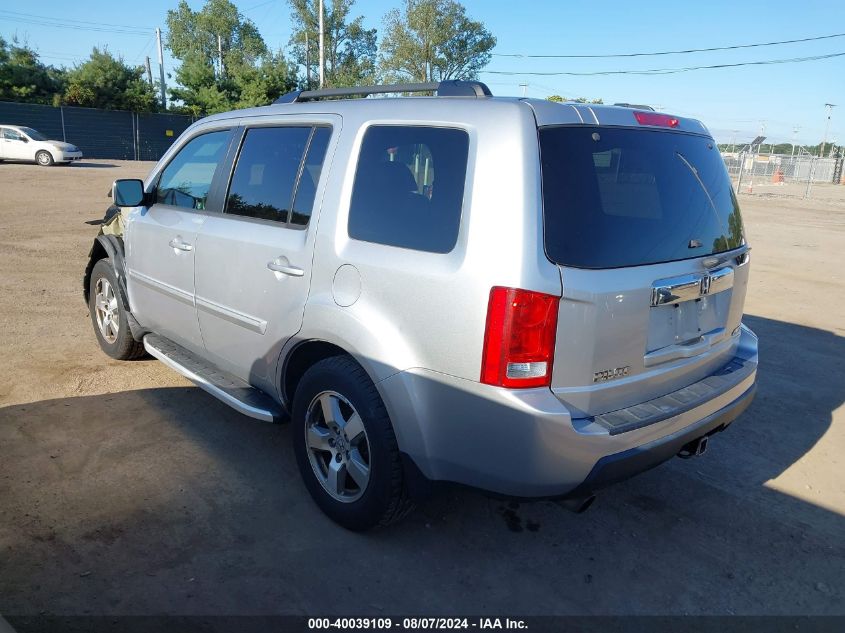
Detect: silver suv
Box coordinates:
(85, 81, 758, 530)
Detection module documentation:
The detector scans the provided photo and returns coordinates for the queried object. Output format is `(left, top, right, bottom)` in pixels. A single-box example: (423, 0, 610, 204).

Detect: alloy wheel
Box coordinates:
(94, 277, 119, 344)
(305, 390, 371, 503)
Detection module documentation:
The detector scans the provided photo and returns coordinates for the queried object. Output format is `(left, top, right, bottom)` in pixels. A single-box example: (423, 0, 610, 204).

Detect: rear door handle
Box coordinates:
(267, 259, 304, 277)
(168, 237, 193, 252)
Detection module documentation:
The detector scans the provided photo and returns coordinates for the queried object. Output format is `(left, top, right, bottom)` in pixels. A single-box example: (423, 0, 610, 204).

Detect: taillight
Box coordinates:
(480, 287, 559, 389)
(634, 111, 679, 128)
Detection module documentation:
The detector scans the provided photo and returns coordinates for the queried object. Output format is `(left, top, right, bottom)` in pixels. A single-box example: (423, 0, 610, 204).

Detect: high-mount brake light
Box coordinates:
(480, 287, 559, 389)
(634, 111, 680, 128)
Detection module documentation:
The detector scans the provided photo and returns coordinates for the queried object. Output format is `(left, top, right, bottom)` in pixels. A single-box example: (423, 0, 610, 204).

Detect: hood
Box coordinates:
(47, 140, 78, 151)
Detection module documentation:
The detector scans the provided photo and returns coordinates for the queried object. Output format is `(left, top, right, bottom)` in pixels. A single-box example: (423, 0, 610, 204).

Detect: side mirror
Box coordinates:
(112, 179, 146, 207)
(20, 136, 28, 143)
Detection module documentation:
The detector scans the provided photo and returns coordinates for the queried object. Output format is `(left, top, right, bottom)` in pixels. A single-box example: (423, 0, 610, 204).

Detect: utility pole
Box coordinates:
(145, 56, 153, 88)
(156, 27, 166, 110)
(519, 83, 528, 97)
(305, 32, 311, 89)
(318, 0, 325, 88)
(218, 34, 225, 77)
(820, 103, 837, 158)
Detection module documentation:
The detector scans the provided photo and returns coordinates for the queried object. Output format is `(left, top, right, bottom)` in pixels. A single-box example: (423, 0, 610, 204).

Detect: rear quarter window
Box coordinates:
(348, 125, 469, 254)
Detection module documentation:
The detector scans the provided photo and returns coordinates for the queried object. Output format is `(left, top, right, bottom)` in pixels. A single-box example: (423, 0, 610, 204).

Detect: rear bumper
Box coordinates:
(379, 324, 758, 498)
(564, 381, 755, 499)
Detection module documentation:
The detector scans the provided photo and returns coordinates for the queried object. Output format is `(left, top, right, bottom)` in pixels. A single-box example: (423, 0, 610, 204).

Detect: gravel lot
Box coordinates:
(0, 160, 843, 616)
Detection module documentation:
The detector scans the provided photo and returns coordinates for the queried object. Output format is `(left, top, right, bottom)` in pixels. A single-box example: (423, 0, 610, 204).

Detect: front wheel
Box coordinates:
(35, 150, 54, 167)
(292, 356, 414, 530)
(88, 258, 145, 360)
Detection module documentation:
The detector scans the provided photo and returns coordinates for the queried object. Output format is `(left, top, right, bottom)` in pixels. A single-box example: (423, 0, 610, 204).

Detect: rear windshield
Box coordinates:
(540, 126, 743, 269)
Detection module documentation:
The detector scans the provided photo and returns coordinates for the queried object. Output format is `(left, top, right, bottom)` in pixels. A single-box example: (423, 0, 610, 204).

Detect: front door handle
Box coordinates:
(267, 258, 304, 277)
(169, 237, 193, 252)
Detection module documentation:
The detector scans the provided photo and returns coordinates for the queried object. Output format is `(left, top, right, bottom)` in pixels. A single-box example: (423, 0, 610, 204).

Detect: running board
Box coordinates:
(143, 333, 284, 423)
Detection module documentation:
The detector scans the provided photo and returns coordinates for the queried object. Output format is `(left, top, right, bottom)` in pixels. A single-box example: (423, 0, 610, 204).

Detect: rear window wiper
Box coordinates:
(675, 151, 730, 243)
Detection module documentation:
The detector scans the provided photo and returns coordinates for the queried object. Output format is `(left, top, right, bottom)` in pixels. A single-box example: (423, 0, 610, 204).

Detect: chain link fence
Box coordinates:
(0, 101, 194, 161)
(723, 151, 845, 198)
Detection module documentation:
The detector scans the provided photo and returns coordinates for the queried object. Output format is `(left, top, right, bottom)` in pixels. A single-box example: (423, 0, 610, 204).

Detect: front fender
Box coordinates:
(83, 234, 129, 310)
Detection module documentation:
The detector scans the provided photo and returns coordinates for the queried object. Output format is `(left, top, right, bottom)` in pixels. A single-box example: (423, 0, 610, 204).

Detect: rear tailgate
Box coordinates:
(538, 120, 750, 418)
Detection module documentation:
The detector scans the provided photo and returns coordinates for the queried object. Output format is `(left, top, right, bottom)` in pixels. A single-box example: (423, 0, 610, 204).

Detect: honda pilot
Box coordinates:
(84, 81, 758, 530)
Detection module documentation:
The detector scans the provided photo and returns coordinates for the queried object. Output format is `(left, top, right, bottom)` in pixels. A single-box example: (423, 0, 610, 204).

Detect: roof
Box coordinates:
(195, 81, 710, 137)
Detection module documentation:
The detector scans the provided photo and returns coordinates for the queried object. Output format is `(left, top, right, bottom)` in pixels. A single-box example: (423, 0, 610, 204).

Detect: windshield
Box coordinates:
(540, 126, 744, 269)
(20, 127, 48, 141)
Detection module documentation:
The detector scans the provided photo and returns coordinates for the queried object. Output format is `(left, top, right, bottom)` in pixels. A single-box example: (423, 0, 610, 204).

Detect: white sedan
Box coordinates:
(0, 125, 83, 166)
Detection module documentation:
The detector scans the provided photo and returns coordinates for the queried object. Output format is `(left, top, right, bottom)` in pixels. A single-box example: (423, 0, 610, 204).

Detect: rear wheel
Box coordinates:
(88, 258, 145, 360)
(35, 150, 54, 167)
(292, 355, 413, 530)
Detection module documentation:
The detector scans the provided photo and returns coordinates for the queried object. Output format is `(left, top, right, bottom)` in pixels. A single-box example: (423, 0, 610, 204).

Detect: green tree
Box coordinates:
(0, 37, 65, 105)
(233, 50, 301, 109)
(380, 0, 496, 83)
(167, 0, 267, 76)
(63, 48, 158, 111)
(287, 0, 377, 88)
(166, 0, 297, 114)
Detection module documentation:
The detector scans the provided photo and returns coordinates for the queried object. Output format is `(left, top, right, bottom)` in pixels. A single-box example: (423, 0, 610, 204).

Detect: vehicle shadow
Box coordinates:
(0, 315, 842, 616)
(67, 162, 118, 169)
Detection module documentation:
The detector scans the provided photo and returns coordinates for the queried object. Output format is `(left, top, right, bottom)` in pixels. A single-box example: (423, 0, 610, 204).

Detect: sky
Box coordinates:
(2, 0, 844, 146)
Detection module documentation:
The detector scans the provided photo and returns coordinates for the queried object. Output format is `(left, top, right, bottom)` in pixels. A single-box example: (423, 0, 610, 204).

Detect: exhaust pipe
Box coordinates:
(678, 435, 709, 459)
(558, 494, 596, 514)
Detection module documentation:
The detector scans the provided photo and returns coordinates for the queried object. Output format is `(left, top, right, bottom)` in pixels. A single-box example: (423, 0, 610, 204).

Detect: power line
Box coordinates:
(242, 0, 278, 13)
(36, 52, 86, 63)
(0, 9, 153, 32)
(494, 32, 845, 59)
(132, 33, 157, 66)
(0, 10, 152, 36)
(484, 51, 845, 77)
(0, 18, 151, 36)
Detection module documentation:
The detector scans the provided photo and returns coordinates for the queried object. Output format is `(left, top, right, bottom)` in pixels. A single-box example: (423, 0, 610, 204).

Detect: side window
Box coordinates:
(348, 125, 469, 253)
(156, 130, 230, 210)
(3, 128, 23, 141)
(225, 126, 312, 223)
(290, 127, 331, 226)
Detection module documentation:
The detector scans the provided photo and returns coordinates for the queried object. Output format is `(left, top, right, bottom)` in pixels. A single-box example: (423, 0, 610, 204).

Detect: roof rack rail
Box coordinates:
(274, 80, 492, 104)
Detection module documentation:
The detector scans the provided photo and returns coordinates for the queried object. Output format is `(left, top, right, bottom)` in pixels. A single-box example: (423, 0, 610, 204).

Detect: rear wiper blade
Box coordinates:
(675, 151, 730, 239)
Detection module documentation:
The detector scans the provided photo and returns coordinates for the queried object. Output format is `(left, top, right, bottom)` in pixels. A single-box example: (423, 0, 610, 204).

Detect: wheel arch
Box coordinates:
(84, 235, 147, 342)
(83, 235, 128, 307)
(280, 339, 356, 408)
(35, 148, 54, 164)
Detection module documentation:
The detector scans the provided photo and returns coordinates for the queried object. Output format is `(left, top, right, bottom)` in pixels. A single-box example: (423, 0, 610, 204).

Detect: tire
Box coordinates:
(292, 355, 414, 530)
(88, 258, 145, 360)
(35, 150, 54, 167)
